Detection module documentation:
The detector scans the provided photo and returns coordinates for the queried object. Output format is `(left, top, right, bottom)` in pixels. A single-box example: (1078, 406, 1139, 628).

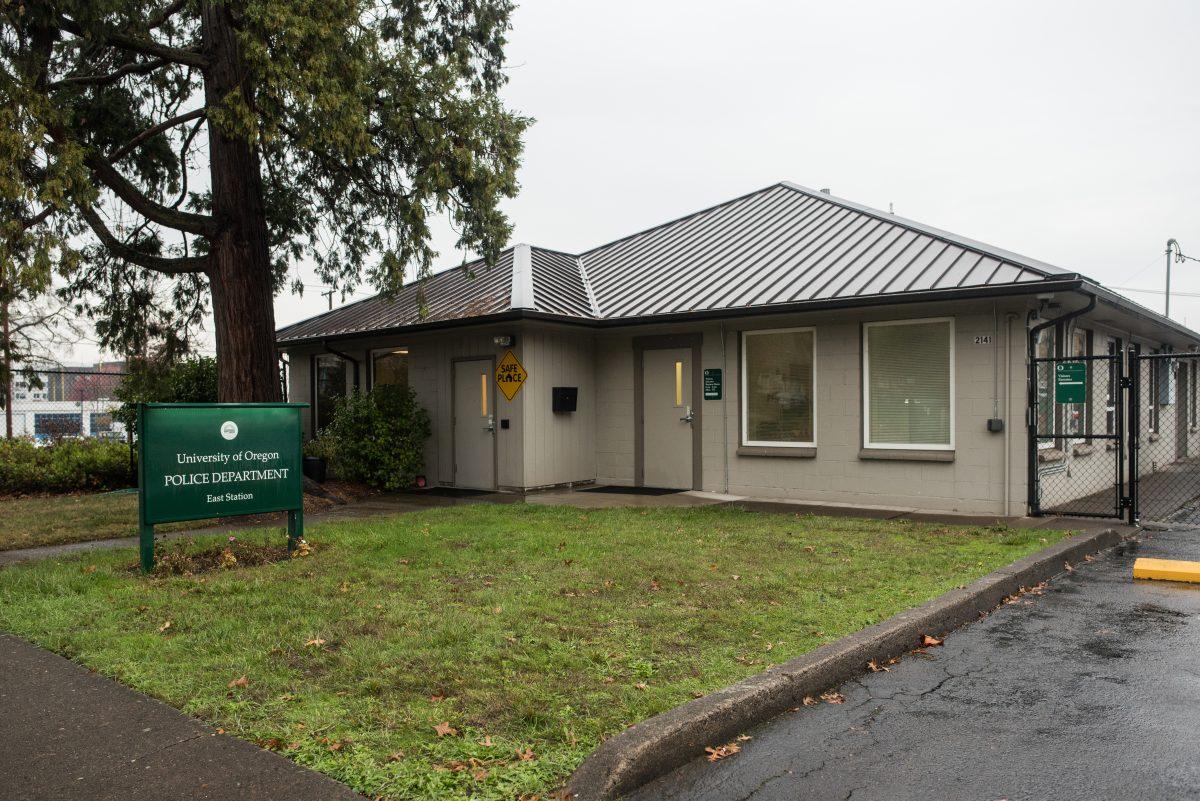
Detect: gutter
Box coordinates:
(1025, 291, 1096, 514)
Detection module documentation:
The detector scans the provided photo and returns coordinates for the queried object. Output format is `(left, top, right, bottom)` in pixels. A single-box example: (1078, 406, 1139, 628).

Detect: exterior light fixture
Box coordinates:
(493, 334, 515, 348)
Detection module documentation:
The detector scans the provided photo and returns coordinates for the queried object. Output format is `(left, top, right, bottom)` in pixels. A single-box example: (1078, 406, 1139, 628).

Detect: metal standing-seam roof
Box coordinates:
(277, 181, 1087, 344)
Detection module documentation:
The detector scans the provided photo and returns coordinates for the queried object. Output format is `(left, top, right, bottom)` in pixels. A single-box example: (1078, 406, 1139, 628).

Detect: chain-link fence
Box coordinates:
(1031, 352, 1124, 517)
(4, 367, 129, 443)
(1130, 353, 1200, 525)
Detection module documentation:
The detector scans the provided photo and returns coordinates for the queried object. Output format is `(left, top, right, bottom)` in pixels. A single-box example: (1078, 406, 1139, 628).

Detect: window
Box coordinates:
(34, 413, 82, 438)
(741, 328, 816, 446)
(90, 412, 114, 434)
(1034, 325, 1056, 444)
(372, 348, 409, 388)
(864, 318, 953, 449)
(674, 360, 684, 407)
(314, 354, 348, 434)
(1191, 361, 1197, 427)
(1105, 337, 1122, 435)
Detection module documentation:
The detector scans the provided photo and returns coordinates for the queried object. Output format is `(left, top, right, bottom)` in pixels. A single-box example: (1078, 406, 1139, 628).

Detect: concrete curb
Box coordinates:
(565, 527, 1121, 800)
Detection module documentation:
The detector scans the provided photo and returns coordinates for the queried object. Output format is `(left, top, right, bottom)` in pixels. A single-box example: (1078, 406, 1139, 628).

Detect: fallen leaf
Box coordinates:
(516, 747, 536, 761)
(387, 750, 405, 762)
(736, 734, 752, 742)
(433, 721, 457, 737)
(730, 574, 741, 581)
(157, 620, 172, 633)
(430, 693, 445, 702)
(478, 735, 493, 747)
(493, 605, 502, 614)
(228, 675, 249, 689)
(82, 564, 97, 574)
(802, 696, 818, 706)
(867, 659, 890, 673)
(1064, 561, 1074, 572)
(921, 634, 943, 647)
(327, 741, 343, 752)
(704, 742, 742, 762)
(634, 682, 648, 691)
(602, 676, 615, 684)
(304, 638, 326, 648)
(649, 579, 662, 591)
(820, 691, 845, 705)
(691, 690, 705, 698)
(472, 768, 489, 781)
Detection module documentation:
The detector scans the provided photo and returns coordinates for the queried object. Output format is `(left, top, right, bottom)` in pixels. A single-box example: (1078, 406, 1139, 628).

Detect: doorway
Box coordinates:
(638, 342, 700, 489)
(452, 358, 496, 490)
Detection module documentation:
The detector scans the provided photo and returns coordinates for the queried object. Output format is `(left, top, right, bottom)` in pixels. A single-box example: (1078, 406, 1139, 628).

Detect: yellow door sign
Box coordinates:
(496, 350, 528, 401)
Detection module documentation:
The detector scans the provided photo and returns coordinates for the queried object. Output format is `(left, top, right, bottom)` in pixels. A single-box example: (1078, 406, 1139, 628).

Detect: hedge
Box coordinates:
(0, 438, 134, 495)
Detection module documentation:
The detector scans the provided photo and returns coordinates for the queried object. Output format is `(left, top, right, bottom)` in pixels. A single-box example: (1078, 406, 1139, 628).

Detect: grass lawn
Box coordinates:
(0, 492, 148, 550)
(0, 504, 1065, 799)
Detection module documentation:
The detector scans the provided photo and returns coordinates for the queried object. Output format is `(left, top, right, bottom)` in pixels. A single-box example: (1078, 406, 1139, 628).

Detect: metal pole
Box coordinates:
(1166, 238, 1181, 318)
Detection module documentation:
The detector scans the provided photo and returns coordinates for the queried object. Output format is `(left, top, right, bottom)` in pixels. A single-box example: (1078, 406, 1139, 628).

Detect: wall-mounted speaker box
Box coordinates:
(552, 386, 578, 413)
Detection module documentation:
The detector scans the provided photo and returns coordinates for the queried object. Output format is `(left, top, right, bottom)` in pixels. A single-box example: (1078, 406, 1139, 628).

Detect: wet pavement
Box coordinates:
(629, 527, 1200, 801)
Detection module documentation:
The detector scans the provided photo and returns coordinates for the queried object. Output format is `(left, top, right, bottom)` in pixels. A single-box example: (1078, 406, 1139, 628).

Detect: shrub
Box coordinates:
(321, 384, 430, 490)
(0, 438, 134, 494)
(114, 356, 218, 431)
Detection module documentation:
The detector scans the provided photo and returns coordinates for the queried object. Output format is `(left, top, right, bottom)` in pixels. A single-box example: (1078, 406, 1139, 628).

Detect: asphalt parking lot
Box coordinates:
(631, 527, 1200, 801)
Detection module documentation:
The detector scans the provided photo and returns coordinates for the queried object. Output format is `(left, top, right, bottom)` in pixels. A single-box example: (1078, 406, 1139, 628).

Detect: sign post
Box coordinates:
(137, 403, 308, 573)
(1054, 362, 1087, 404)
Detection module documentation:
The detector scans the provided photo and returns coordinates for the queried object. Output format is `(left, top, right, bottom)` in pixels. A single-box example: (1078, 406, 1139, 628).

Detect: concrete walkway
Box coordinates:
(629, 527, 1200, 801)
(0, 634, 362, 801)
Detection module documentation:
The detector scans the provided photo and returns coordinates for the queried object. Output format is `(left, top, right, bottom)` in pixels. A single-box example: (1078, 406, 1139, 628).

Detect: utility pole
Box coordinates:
(322, 289, 334, 310)
(1166, 238, 1183, 318)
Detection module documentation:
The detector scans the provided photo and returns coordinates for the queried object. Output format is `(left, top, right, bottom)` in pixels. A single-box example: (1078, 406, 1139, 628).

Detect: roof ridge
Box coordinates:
(777, 182, 1080, 281)
(575, 255, 602, 318)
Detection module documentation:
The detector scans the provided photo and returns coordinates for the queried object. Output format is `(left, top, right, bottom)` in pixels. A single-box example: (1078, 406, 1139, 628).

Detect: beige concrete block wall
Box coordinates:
(519, 325, 596, 488)
(595, 298, 1033, 515)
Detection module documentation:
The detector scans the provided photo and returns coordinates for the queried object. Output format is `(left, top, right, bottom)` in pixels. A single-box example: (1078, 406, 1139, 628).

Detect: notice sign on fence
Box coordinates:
(137, 403, 307, 571)
(1054, 362, 1087, 404)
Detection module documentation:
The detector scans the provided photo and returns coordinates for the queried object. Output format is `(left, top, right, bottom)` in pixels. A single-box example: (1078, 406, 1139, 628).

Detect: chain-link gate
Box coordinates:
(1128, 352, 1200, 525)
(1029, 350, 1125, 517)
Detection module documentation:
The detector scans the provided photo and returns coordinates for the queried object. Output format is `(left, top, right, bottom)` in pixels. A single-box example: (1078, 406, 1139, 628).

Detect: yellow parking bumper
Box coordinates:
(1133, 558, 1200, 584)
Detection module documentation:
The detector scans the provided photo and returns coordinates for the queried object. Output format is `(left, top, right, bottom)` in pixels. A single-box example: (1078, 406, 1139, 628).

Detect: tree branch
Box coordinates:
(146, 0, 191, 30)
(59, 16, 208, 70)
(84, 152, 214, 236)
(109, 107, 206, 164)
(47, 58, 169, 90)
(77, 204, 210, 275)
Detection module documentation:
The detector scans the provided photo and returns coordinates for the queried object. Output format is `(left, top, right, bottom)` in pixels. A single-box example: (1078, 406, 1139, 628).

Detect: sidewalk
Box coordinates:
(0, 634, 362, 801)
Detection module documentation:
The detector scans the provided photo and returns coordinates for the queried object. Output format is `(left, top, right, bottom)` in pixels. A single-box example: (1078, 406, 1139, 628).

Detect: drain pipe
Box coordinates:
(720, 322, 730, 494)
(1026, 292, 1096, 513)
(1003, 312, 1017, 517)
(323, 340, 361, 392)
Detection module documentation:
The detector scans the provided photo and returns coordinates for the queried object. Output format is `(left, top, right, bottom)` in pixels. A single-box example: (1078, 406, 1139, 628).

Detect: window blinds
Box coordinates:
(867, 321, 952, 447)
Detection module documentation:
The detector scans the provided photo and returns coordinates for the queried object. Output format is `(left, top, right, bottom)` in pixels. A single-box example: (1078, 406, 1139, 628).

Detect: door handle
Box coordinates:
(680, 406, 694, 424)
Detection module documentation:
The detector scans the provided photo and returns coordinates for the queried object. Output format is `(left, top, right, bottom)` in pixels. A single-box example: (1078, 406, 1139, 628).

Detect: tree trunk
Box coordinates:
(201, 1, 280, 402)
(1, 291, 11, 438)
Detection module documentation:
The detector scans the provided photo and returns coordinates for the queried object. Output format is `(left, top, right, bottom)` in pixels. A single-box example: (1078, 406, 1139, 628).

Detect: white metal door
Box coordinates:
(453, 359, 496, 489)
(642, 348, 693, 489)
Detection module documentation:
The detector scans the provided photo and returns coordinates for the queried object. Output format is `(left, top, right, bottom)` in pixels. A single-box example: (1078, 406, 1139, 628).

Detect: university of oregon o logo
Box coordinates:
(220, 420, 239, 441)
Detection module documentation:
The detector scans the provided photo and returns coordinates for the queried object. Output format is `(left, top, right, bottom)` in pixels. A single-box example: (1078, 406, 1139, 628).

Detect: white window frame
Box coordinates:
(862, 316, 955, 451)
(740, 326, 817, 448)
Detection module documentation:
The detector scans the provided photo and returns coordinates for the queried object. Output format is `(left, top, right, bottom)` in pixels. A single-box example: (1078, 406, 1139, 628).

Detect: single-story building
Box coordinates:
(277, 182, 1200, 521)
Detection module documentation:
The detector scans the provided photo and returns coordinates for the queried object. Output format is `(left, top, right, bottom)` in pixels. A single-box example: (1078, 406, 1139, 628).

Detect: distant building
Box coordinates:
(9, 361, 128, 441)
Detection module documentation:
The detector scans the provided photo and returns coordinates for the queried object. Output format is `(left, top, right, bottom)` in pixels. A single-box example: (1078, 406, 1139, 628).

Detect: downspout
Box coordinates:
(1004, 312, 1016, 517)
(720, 322, 729, 494)
(1026, 292, 1096, 514)
(322, 340, 361, 392)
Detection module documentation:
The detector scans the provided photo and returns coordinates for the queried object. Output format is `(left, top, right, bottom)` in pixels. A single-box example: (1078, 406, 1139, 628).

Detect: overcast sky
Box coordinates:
(71, 0, 1200, 363)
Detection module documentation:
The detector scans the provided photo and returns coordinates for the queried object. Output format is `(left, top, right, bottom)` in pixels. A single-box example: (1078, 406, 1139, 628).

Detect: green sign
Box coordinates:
(703, 368, 722, 400)
(1054, 362, 1087, 404)
(137, 403, 307, 572)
